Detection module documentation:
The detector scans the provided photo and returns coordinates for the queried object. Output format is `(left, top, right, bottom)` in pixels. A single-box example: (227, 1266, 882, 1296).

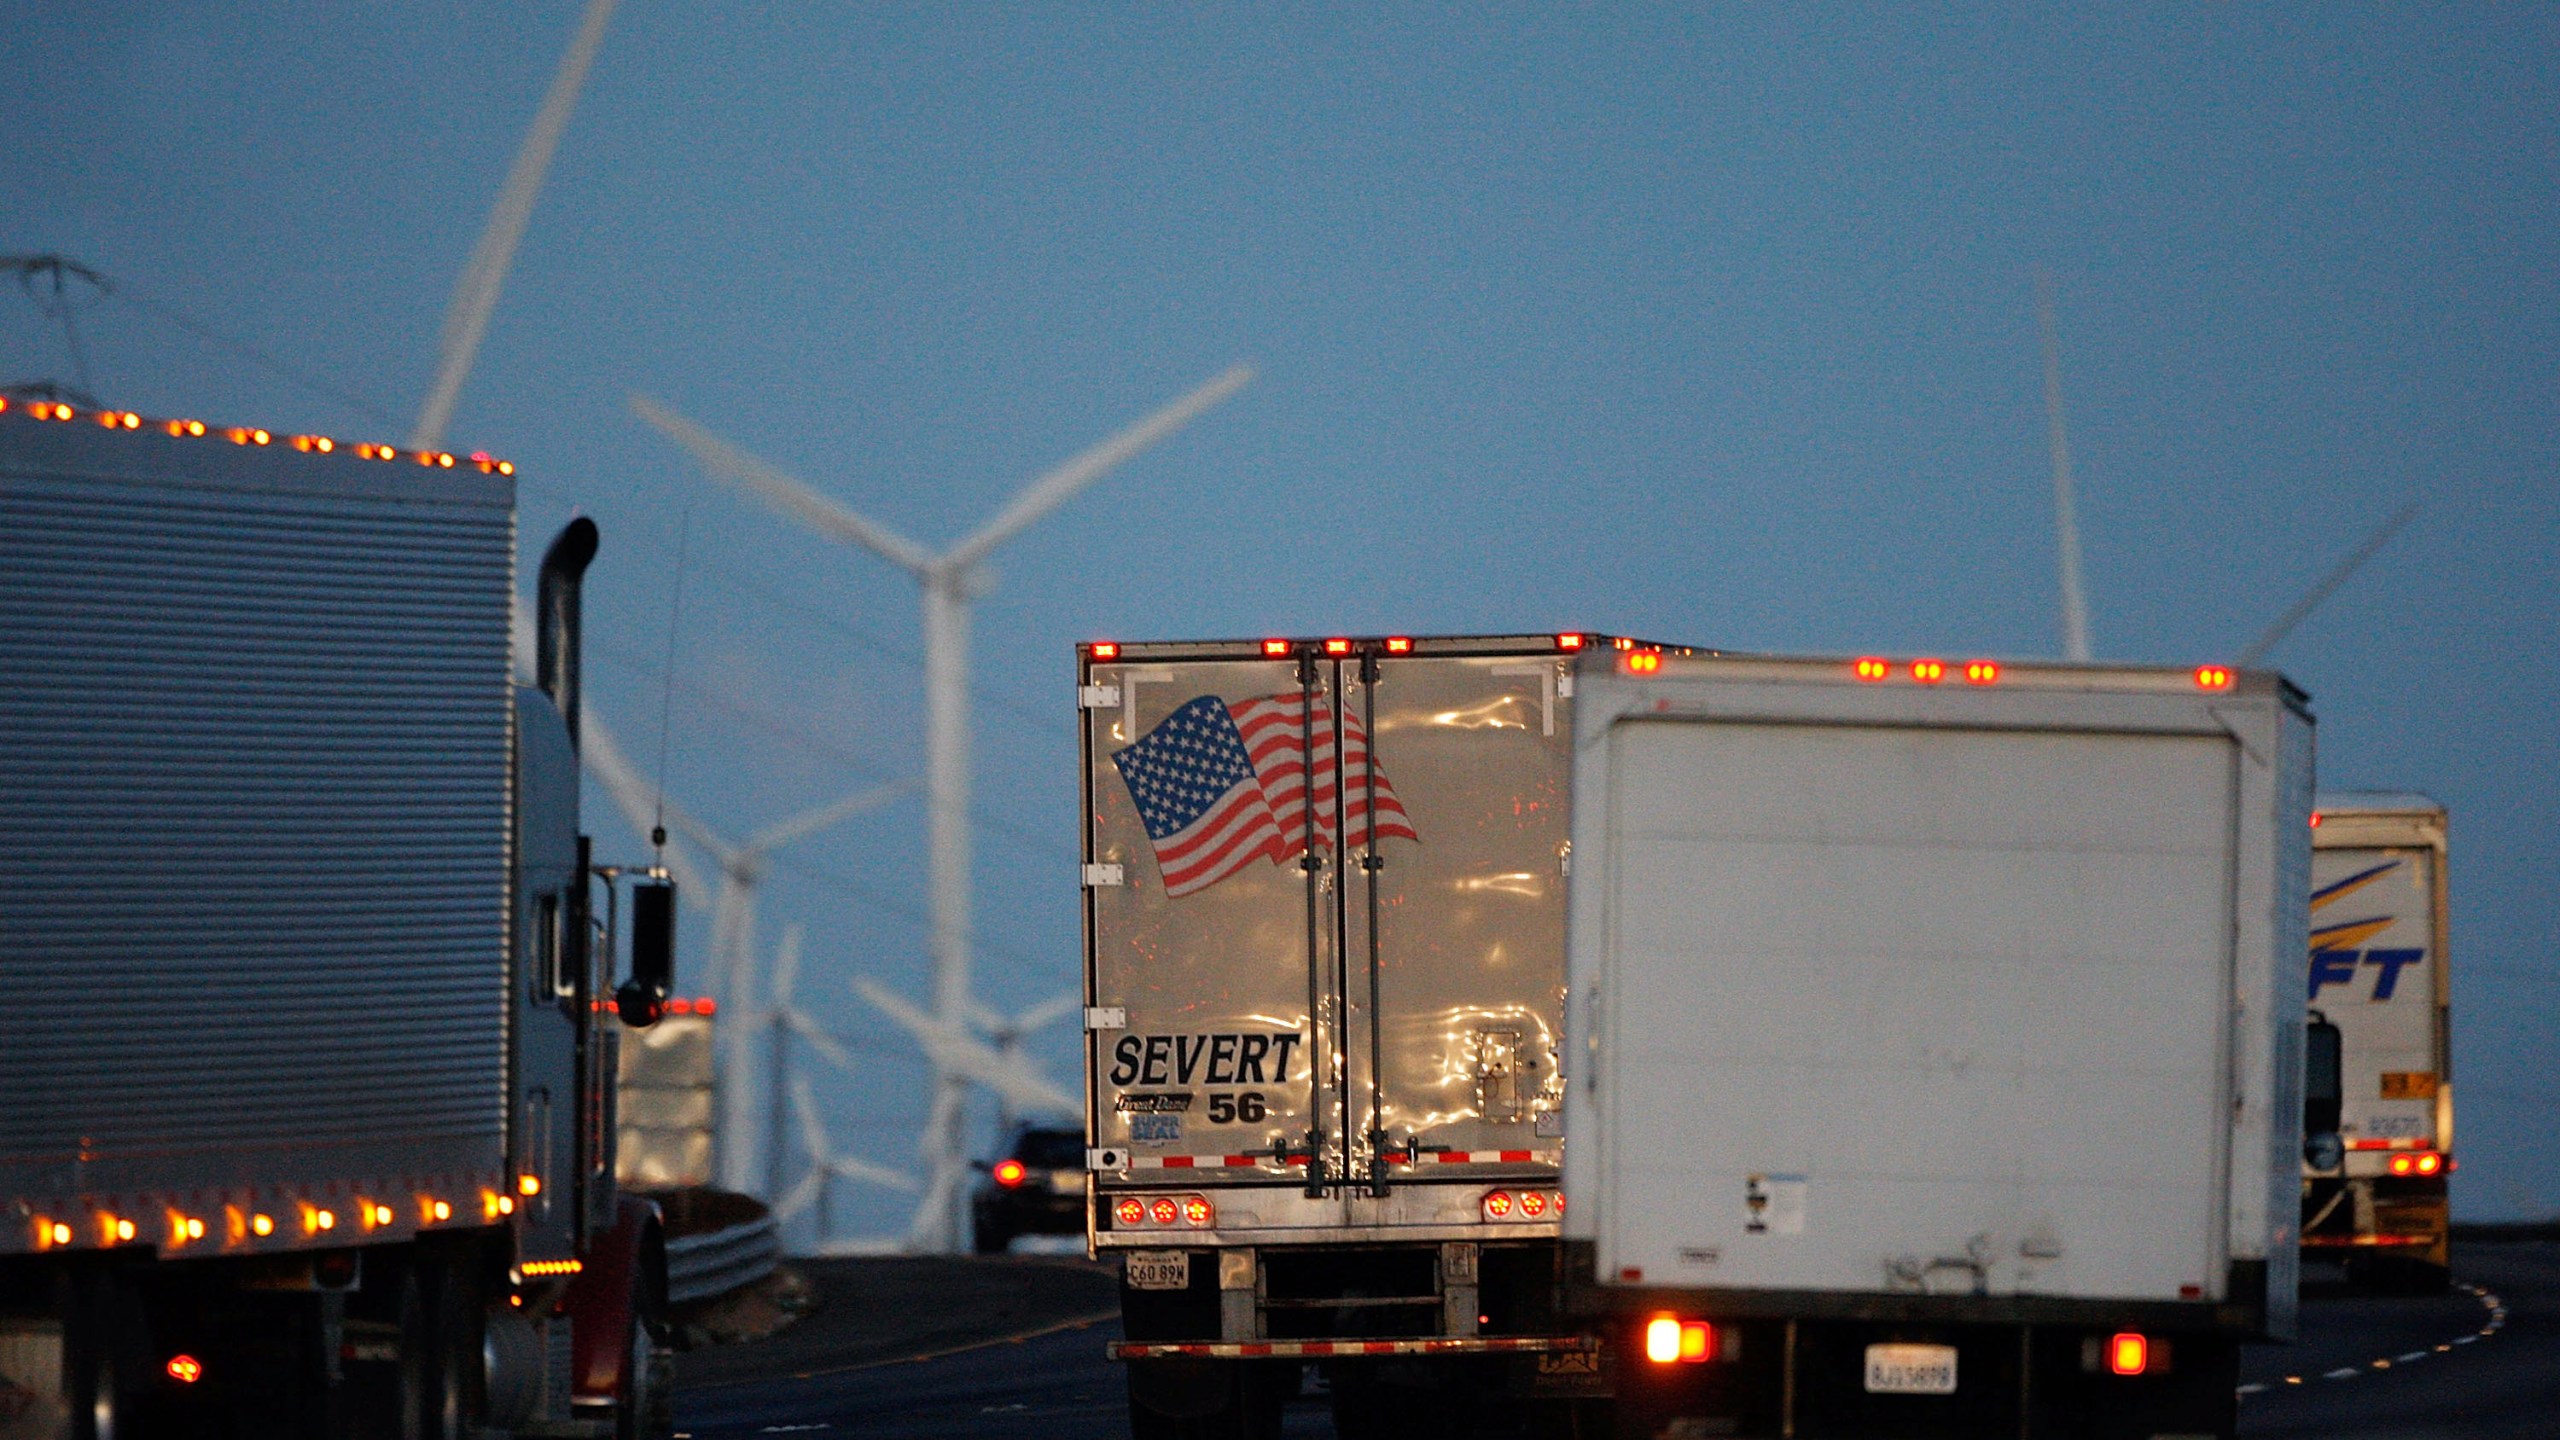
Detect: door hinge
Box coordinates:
(1085, 1006, 1127, 1031)
(1082, 862, 1125, 887)
(1079, 684, 1123, 710)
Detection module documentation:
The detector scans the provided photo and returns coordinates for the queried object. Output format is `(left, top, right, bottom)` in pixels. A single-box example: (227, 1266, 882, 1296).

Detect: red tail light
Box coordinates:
(2415, 1153, 2443, 1176)
(1182, 1196, 1215, 1226)
(2109, 1332, 2148, 1376)
(992, 1159, 1027, 1188)
(1643, 1316, 1714, 1365)
(1114, 1198, 1145, 1226)
(1149, 1198, 1179, 1225)
(1483, 1190, 1514, 1220)
(165, 1355, 204, 1384)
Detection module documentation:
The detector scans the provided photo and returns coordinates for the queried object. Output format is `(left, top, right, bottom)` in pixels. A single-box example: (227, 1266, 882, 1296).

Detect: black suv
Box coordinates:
(971, 1124, 1087, 1253)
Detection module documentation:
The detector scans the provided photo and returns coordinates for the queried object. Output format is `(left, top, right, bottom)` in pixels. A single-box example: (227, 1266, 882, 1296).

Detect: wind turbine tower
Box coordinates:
(633, 365, 1252, 1249)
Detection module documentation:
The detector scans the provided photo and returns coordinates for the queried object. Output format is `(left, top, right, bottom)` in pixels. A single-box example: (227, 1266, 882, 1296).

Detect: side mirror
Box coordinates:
(617, 880, 676, 1028)
(2302, 1013, 2343, 1166)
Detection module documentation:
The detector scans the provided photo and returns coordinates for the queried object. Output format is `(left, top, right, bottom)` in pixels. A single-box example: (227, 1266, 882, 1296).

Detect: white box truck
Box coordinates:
(2300, 792, 2451, 1290)
(1561, 649, 2313, 1440)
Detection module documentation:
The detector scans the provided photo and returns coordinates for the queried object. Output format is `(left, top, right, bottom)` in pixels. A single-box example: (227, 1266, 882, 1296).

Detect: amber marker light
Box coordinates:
(1911, 659, 1946, 684)
(251, 1213, 276, 1237)
(2194, 665, 2234, 691)
(518, 1175, 542, 1197)
(1853, 657, 1889, 682)
(1625, 651, 1662, 675)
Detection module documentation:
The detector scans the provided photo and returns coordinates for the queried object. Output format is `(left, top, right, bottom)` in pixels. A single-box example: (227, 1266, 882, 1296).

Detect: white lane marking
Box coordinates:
(2237, 1383, 2269, 1395)
(2396, 1351, 2430, 1363)
(2325, 1367, 2362, 1379)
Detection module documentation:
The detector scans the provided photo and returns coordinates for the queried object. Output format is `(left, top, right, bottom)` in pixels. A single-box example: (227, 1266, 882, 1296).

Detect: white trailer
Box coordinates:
(2300, 792, 2452, 1288)
(1560, 650, 2312, 1440)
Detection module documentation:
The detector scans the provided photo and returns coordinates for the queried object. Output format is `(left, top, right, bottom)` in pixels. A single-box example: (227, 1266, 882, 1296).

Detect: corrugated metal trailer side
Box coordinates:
(0, 415, 516, 1243)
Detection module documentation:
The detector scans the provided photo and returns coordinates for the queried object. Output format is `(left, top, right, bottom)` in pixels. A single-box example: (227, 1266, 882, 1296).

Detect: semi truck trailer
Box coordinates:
(0, 397, 678, 1439)
(2300, 792, 2452, 1290)
(1079, 635, 2311, 1440)
(1561, 648, 2312, 1440)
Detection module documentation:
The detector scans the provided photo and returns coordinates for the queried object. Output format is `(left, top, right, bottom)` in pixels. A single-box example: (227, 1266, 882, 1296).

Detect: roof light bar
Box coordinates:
(2, 400, 517, 473)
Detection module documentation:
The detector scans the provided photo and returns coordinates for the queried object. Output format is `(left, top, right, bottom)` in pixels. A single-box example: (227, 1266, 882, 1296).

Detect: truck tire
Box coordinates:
(617, 1248, 676, 1440)
(63, 1269, 150, 1440)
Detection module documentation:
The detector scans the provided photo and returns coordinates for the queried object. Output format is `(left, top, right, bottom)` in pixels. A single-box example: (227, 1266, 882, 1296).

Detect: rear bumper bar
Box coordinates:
(1111, 1334, 1597, 1361)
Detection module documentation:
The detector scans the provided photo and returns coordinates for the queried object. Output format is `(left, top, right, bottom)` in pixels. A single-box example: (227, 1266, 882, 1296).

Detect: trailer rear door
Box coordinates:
(1583, 719, 2241, 1301)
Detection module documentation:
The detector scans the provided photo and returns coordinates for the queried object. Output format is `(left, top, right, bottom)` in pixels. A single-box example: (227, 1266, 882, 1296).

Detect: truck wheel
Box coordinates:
(64, 1270, 150, 1440)
(418, 1251, 483, 1440)
(617, 1250, 676, 1440)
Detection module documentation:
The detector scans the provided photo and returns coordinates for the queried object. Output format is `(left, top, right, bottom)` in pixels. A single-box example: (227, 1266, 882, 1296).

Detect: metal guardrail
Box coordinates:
(665, 1211, 780, 1305)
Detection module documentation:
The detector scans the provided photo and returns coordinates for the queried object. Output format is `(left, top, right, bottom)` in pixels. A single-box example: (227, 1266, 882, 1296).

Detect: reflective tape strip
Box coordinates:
(1110, 1335, 1598, 1360)
(1122, 1154, 1277, 1170)
(1381, 1149, 1557, 1166)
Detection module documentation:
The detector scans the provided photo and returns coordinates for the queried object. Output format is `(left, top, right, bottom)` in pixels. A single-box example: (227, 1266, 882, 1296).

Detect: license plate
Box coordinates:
(1125, 1250, 1191, 1290)
(1864, 1343, 1958, 1395)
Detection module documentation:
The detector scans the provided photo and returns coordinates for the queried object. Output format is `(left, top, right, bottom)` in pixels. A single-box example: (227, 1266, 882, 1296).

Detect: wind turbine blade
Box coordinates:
(854, 977, 935, 1037)
(790, 1075, 832, 1160)
(2035, 270, 2094, 663)
(2236, 503, 2418, 668)
(772, 1169, 823, 1221)
(630, 394, 937, 576)
(412, 0, 618, 451)
(771, 923, 804, 1003)
(748, 779, 914, 853)
(784, 1009, 856, 1073)
(827, 1157, 922, 1193)
(1012, 992, 1081, 1036)
(945, 363, 1256, 571)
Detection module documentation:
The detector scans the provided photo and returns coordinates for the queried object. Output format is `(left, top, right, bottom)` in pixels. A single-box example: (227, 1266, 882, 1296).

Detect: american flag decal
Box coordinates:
(1112, 692, 1418, 898)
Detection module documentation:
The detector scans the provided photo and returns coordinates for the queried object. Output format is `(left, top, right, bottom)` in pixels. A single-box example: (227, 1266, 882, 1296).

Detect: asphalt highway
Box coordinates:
(673, 1242, 2560, 1439)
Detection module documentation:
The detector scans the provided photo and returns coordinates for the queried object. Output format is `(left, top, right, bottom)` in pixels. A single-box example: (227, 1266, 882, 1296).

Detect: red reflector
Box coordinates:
(1556, 633, 1586, 651)
(1090, 642, 1119, 660)
(1911, 659, 1945, 684)
(1262, 639, 1290, 657)
(2109, 1332, 2148, 1376)
(1853, 657, 1889, 682)
(1964, 660, 2001, 685)
(166, 1354, 203, 1384)
(992, 1159, 1027, 1188)
(1626, 652, 1661, 675)
(1385, 637, 1413, 654)
(2194, 665, 2234, 691)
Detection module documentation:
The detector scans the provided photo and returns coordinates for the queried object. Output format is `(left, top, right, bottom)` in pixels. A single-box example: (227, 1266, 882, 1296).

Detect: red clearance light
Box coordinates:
(1324, 638, 1352, 656)
(1385, 637, 1413, 654)
(1853, 657, 1889, 682)
(1114, 1197, 1146, 1227)
(1964, 660, 2001, 686)
(666, 998, 692, 1016)
(166, 1355, 204, 1384)
(1262, 639, 1291, 657)
(2309, 812, 2322, 828)
(2194, 665, 2234, 691)
(1626, 652, 1662, 675)
(1556, 633, 1587, 651)
(694, 997, 716, 1015)
(1089, 642, 1119, 660)
(992, 1159, 1027, 1188)
(2109, 1332, 2149, 1376)
(1911, 659, 1945, 684)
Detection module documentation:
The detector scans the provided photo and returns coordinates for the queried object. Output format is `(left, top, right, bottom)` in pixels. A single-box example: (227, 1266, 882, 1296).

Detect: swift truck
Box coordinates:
(1559, 648, 2312, 1440)
(2300, 792, 2452, 1290)
(1080, 636, 2310, 1440)
(0, 398, 678, 1439)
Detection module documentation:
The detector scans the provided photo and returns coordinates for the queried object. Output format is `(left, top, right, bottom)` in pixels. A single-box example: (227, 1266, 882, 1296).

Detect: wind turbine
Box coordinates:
(412, 0, 618, 451)
(2236, 503, 2419, 667)
(632, 363, 1253, 1250)
(970, 992, 1081, 1134)
(775, 1075, 919, 1240)
(2035, 268, 2094, 662)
